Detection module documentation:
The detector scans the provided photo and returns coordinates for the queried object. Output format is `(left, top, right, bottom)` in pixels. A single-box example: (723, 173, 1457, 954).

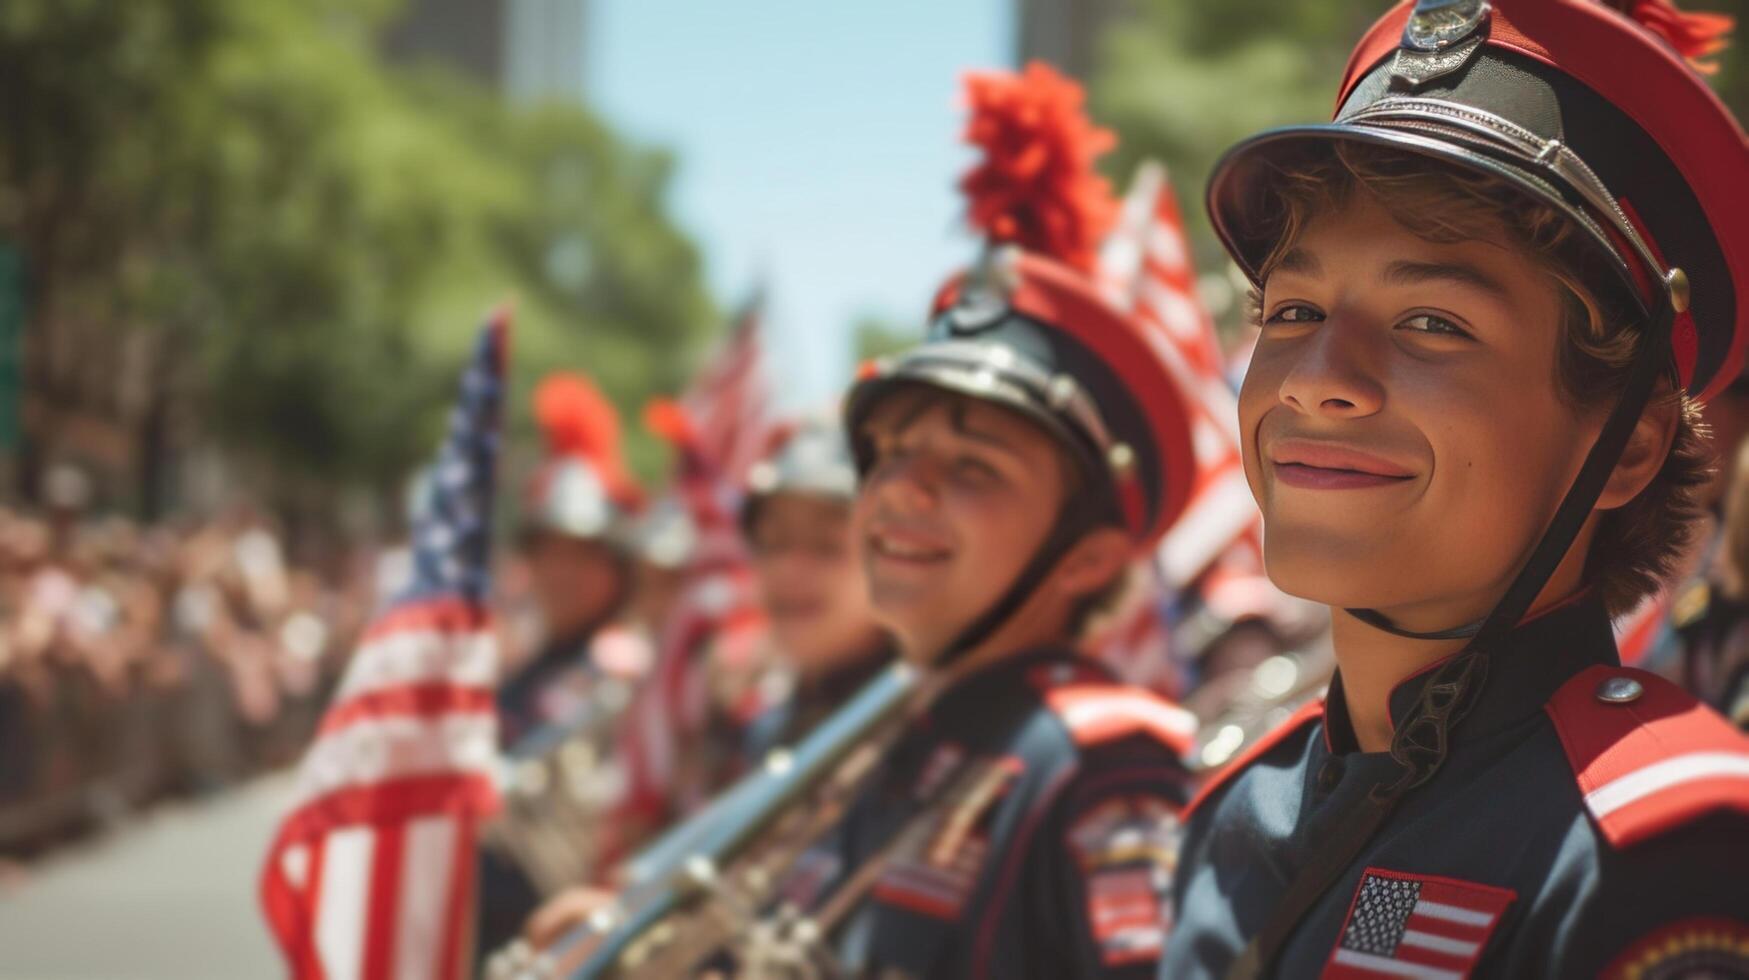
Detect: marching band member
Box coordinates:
(1160, 0, 1749, 975)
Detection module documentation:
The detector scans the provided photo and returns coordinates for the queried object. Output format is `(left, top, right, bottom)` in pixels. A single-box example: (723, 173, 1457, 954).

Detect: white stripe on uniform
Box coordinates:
(1583, 750, 1749, 820)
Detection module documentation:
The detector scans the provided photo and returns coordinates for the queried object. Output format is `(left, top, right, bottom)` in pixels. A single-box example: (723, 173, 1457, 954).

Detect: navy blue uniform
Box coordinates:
(775, 648, 1193, 979)
(1162, 593, 1749, 978)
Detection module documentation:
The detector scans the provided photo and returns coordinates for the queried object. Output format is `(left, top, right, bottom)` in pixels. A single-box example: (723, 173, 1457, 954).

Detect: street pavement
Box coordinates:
(0, 775, 293, 979)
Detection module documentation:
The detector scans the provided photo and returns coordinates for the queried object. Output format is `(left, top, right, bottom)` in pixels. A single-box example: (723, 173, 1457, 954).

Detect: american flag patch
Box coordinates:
(1324, 868, 1515, 979)
(1087, 866, 1170, 966)
(871, 833, 989, 921)
(1067, 795, 1181, 966)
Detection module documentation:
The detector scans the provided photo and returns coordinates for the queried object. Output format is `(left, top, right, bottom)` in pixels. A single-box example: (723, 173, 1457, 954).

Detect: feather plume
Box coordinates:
(958, 61, 1119, 274)
(1607, 0, 1734, 73)
(534, 373, 640, 506)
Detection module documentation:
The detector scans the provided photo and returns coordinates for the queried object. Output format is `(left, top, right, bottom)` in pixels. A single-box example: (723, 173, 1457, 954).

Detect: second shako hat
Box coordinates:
(845, 62, 1196, 548)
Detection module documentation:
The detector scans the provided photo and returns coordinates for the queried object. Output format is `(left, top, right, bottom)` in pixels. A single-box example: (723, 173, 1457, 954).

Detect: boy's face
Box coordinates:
(1241, 194, 1598, 629)
(525, 533, 625, 639)
(853, 393, 1068, 663)
(748, 493, 884, 676)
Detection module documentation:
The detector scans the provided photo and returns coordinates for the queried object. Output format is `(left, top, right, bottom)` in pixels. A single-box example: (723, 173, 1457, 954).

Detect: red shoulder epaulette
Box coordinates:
(1546, 664, 1749, 849)
(1183, 699, 1325, 821)
(1030, 667, 1197, 758)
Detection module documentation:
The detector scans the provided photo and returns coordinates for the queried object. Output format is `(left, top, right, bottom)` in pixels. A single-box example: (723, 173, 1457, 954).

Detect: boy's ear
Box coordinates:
(1052, 526, 1133, 599)
(1598, 385, 1680, 511)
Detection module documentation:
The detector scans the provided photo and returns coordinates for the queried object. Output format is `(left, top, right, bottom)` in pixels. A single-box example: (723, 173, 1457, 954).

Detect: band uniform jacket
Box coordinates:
(1159, 592, 1749, 979)
(769, 647, 1195, 979)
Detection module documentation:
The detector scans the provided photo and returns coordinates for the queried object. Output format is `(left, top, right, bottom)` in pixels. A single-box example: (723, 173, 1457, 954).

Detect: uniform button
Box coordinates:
(1595, 676, 1644, 704)
(1317, 758, 1345, 793)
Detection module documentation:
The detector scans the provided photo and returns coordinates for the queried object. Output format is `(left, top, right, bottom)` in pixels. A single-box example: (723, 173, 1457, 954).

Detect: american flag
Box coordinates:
(259, 309, 509, 980)
(1325, 870, 1514, 979)
(674, 290, 775, 493)
(606, 292, 774, 853)
(1100, 160, 1261, 590)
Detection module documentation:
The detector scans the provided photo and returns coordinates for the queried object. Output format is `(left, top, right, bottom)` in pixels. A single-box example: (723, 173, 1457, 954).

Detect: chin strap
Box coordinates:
(1344, 290, 1676, 647)
(1228, 294, 1677, 980)
(932, 502, 1102, 669)
(1344, 608, 1482, 640)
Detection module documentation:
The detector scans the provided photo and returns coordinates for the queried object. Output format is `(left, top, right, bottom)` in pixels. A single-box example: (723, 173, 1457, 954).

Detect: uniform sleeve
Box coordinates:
(1546, 813, 1749, 979)
(1027, 755, 1191, 979)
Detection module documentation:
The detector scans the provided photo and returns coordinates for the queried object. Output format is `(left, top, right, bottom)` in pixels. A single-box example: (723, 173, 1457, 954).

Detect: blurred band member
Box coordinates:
(498, 372, 644, 747)
(737, 416, 892, 761)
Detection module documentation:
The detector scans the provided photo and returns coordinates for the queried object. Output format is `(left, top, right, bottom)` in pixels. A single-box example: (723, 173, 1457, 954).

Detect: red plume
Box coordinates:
(642, 397, 699, 451)
(958, 61, 1119, 274)
(1608, 0, 1734, 72)
(534, 373, 641, 506)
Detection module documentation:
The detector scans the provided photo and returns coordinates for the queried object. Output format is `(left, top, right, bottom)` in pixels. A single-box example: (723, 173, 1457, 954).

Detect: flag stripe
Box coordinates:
(439, 813, 477, 980)
(1398, 929, 1480, 957)
(294, 714, 496, 802)
(298, 836, 329, 980)
(315, 828, 374, 980)
(362, 823, 407, 980)
(1330, 948, 1462, 979)
(395, 816, 456, 980)
(360, 598, 489, 643)
(1411, 899, 1497, 928)
(331, 630, 496, 704)
(319, 682, 496, 736)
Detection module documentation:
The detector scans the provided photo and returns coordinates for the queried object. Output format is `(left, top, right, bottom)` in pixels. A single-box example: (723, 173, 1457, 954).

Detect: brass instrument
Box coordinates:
(488, 662, 921, 980)
(485, 672, 636, 895)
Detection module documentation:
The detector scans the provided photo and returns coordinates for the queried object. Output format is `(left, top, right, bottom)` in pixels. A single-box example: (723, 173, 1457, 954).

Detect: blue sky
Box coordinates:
(590, 0, 1012, 409)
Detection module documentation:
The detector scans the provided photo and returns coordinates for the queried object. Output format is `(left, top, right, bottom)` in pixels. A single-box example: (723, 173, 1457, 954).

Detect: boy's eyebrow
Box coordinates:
(1273, 246, 1322, 277)
(1381, 259, 1511, 301)
(953, 423, 1021, 455)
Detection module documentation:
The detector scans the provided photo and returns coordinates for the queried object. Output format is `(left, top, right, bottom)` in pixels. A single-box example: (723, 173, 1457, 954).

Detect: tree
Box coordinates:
(852, 314, 921, 364)
(0, 0, 714, 525)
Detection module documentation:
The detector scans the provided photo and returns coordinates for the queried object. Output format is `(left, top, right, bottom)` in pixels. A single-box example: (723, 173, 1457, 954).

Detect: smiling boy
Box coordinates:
(1159, 0, 1749, 977)
(516, 65, 1201, 979)
(763, 64, 1202, 979)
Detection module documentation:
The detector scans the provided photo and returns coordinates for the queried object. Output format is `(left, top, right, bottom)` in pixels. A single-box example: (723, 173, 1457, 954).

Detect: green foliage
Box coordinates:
(852, 314, 921, 364)
(0, 0, 713, 513)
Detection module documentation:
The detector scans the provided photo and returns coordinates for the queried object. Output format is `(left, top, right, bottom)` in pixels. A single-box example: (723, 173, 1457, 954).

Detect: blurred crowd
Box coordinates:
(0, 473, 378, 860)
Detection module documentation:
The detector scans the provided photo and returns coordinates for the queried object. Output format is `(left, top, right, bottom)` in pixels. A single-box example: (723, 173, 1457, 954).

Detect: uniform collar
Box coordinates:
(1325, 590, 1620, 754)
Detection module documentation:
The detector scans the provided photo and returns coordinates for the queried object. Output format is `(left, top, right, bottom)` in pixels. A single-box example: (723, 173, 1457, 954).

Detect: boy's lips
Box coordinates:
(866, 524, 952, 566)
(1269, 439, 1416, 490)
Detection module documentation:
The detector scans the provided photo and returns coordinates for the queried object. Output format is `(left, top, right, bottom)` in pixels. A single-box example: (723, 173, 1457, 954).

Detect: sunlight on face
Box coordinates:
(1239, 195, 1596, 629)
(747, 493, 884, 676)
(851, 392, 1066, 662)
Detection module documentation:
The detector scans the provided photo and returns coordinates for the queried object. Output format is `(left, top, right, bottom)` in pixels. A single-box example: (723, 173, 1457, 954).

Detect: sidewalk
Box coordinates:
(0, 774, 293, 979)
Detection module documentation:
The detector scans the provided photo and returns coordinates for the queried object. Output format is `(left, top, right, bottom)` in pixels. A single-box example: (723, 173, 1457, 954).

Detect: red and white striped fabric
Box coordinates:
(260, 313, 507, 980)
(1100, 160, 1260, 589)
(607, 294, 776, 852)
(1324, 868, 1516, 979)
(678, 292, 776, 491)
(259, 602, 499, 980)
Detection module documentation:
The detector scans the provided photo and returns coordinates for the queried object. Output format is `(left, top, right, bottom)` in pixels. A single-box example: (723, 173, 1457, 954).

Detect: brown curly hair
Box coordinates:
(1233, 140, 1713, 616)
